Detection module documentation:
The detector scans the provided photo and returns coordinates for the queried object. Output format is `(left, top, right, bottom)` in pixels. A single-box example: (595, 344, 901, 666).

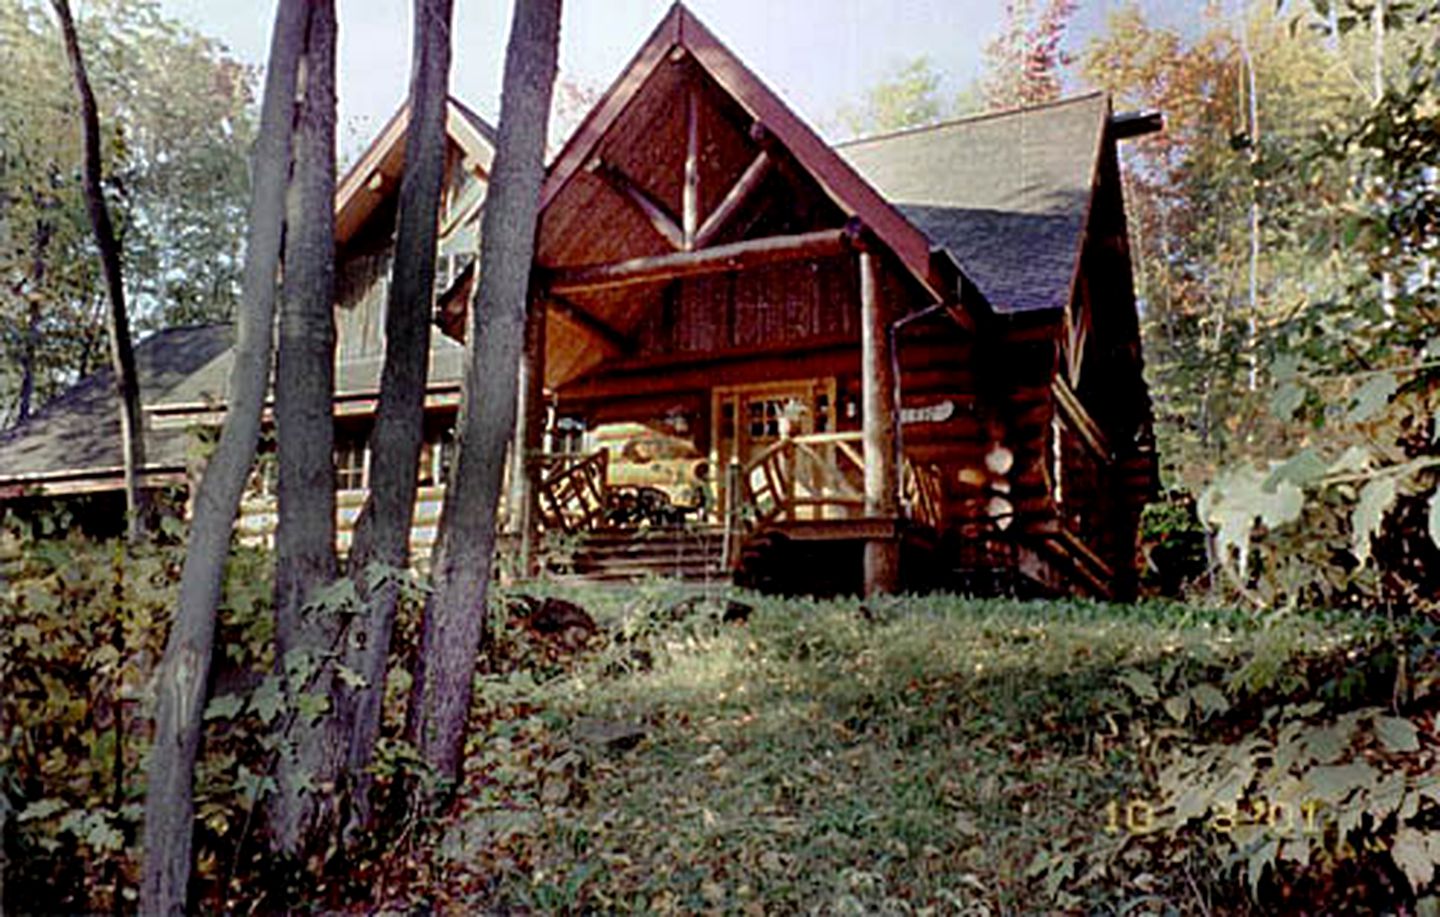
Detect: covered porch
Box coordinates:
(433, 7, 975, 594)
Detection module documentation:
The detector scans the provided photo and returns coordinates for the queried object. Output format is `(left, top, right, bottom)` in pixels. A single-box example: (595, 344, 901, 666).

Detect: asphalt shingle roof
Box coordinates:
(0, 326, 466, 486)
(150, 332, 465, 409)
(0, 325, 233, 482)
(837, 92, 1109, 314)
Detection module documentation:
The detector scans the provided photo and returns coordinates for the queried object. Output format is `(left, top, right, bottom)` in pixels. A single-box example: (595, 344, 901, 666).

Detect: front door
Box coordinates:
(711, 378, 836, 513)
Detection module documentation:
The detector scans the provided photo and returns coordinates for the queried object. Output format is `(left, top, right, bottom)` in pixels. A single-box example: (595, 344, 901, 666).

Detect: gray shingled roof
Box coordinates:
(151, 332, 466, 409)
(837, 92, 1109, 314)
(0, 326, 466, 487)
(0, 324, 234, 483)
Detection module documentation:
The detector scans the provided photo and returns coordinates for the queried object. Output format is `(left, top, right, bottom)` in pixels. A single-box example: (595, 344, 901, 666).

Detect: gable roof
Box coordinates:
(837, 93, 1111, 315)
(0, 325, 233, 488)
(148, 333, 466, 414)
(336, 96, 496, 246)
(539, 3, 954, 304)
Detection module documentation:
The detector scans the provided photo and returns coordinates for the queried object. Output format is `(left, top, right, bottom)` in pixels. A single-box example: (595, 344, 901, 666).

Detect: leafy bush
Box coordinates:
(0, 523, 277, 913)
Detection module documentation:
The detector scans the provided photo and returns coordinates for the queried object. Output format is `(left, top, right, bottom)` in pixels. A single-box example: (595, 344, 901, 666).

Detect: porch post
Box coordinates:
(860, 247, 900, 595)
(514, 296, 547, 577)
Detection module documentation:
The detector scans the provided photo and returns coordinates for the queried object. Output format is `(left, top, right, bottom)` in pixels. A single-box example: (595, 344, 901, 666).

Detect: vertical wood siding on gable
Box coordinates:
(336, 245, 393, 359)
(631, 255, 858, 358)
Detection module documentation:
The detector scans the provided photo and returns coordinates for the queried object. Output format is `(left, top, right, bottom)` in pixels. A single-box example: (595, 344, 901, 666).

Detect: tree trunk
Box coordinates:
(406, 0, 561, 787)
(138, 0, 308, 911)
(334, 0, 454, 836)
(50, 0, 147, 541)
(270, 0, 340, 859)
(17, 213, 51, 425)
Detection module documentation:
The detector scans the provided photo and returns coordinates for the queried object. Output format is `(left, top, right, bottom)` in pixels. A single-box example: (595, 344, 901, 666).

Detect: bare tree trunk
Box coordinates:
(270, 0, 340, 859)
(50, 0, 146, 541)
(334, 0, 453, 835)
(139, 1, 308, 911)
(1238, 2, 1261, 392)
(17, 214, 50, 424)
(406, 0, 561, 787)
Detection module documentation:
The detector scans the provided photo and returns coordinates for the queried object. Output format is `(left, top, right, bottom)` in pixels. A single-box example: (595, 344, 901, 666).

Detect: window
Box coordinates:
(335, 438, 368, 491)
(551, 416, 586, 454)
(747, 398, 784, 439)
(417, 427, 456, 487)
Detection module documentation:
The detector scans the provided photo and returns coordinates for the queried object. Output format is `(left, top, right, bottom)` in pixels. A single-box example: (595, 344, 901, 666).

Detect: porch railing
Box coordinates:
(732, 430, 946, 529)
(537, 450, 609, 534)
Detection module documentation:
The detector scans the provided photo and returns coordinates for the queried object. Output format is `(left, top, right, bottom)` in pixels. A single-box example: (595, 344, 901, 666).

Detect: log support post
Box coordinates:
(860, 247, 900, 595)
(514, 296, 548, 577)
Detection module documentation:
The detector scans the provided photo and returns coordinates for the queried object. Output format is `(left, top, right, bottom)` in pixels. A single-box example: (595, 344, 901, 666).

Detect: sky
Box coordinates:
(155, 1, 1197, 157)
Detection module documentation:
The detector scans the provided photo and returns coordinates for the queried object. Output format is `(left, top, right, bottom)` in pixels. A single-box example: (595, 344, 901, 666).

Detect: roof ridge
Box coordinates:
(834, 90, 1109, 149)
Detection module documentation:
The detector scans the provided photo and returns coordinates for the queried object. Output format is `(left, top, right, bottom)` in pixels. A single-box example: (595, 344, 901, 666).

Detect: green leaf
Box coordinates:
(1304, 762, 1379, 805)
(1190, 684, 1231, 718)
(1201, 466, 1305, 578)
(253, 675, 285, 725)
(1163, 694, 1190, 723)
(1353, 477, 1398, 568)
(18, 798, 67, 822)
(204, 693, 245, 722)
(1347, 372, 1398, 423)
(295, 691, 329, 726)
(1392, 828, 1440, 893)
(1117, 670, 1159, 703)
(1266, 449, 1327, 490)
(336, 664, 369, 690)
(1270, 381, 1307, 420)
(1375, 716, 1419, 753)
(84, 819, 125, 852)
(1330, 445, 1372, 476)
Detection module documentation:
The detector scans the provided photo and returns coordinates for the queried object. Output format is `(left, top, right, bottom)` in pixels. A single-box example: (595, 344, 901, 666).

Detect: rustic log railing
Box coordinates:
(739, 431, 866, 525)
(732, 430, 947, 535)
(536, 450, 609, 534)
(901, 458, 945, 531)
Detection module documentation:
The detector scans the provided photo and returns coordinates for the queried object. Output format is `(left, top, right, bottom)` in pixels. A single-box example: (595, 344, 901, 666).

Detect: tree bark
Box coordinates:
(50, 0, 147, 541)
(270, 0, 340, 859)
(335, 0, 454, 835)
(138, 1, 307, 911)
(17, 212, 51, 425)
(406, 0, 561, 787)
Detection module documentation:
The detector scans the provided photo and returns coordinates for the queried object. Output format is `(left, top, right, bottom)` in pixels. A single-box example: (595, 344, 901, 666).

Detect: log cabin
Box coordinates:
(1, 4, 1159, 598)
(441, 5, 1160, 598)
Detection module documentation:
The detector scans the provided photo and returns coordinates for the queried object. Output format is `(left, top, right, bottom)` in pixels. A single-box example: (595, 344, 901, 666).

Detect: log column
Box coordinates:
(513, 296, 548, 577)
(860, 248, 900, 595)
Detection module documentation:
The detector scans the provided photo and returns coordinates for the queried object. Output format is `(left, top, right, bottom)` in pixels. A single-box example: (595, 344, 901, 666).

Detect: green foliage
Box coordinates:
(0, 522, 174, 912)
(0, 521, 283, 912)
(1152, 620, 1440, 904)
(836, 57, 948, 137)
(0, 0, 255, 424)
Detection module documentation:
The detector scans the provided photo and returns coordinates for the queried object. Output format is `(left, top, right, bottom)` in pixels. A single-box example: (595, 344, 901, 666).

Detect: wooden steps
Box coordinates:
(550, 525, 729, 583)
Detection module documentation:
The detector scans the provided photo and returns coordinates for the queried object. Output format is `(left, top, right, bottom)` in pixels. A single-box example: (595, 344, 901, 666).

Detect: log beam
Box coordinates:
(693, 150, 772, 249)
(544, 223, 861, 297)
(589, 158, 685, 250)
(546, 292, 631, 354)
(860, 248, 900, 595)
(683, 86, 700, 249)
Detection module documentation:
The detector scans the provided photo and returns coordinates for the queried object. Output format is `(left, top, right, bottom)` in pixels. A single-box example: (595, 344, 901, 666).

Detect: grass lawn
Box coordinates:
(371, 585, 1437, 914)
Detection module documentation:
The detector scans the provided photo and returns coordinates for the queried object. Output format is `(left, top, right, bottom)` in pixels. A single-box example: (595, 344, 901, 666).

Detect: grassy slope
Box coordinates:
(371, 587, 1434, 914)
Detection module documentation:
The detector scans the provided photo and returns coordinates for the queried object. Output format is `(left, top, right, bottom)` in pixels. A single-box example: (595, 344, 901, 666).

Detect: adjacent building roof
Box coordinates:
(838, 92, 1109, 315)
(0, 325, 233, 487)
(149, 334, 465, 412)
